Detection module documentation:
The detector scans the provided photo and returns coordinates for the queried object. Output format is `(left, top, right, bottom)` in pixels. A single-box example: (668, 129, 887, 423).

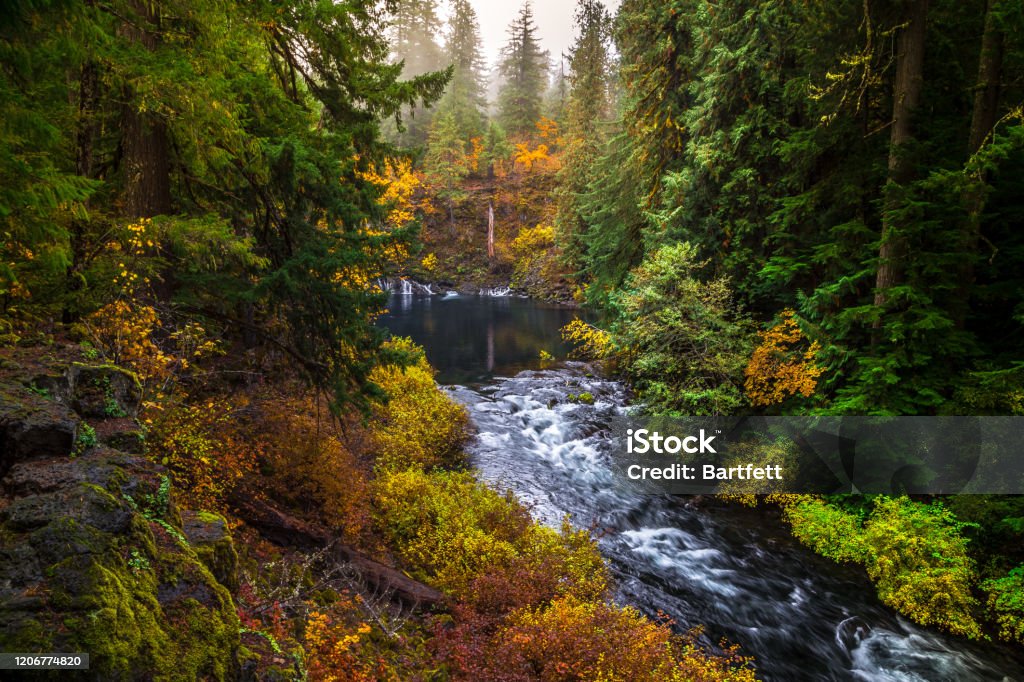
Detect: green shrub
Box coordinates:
(369, 338, 470, 471)
(982, 566, 1024, 643)
(781, 495, 982, 638)
(610, 243, 752, 416)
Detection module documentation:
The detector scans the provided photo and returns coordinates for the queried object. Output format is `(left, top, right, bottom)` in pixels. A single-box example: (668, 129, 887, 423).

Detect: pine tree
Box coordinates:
(435, 0, 487, 141)
(496, 2, 550, 138)
(423, 112, 472, 229)
(386, 0, 448, 146)
(555, 0, 613, 272)
(0, 0, 451, 410)
(543, 56, 570, 125)
(389, 0, 445, 77)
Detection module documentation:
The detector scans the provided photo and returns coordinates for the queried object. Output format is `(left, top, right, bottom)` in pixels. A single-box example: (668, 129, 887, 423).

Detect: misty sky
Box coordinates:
(444, 0, 622, 74)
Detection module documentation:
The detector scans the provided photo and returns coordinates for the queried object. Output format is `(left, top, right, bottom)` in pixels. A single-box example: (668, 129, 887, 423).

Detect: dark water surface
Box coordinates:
(377, 292, 582, 384)
(379, 294, 1024, 682)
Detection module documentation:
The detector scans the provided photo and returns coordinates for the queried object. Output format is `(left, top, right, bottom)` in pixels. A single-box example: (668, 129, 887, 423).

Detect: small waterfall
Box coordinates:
(479, 286, 513, 297)
(399, 279, 413, 295)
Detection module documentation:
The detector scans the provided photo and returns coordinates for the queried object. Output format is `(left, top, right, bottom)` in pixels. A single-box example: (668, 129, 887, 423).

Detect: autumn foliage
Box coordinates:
(744, 310, 823, 407)
(368, 337, 469, 471)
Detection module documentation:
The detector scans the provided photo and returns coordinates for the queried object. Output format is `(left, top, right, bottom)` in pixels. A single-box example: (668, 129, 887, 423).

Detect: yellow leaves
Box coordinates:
(420, 252, 438, 273)
(561, 318, 613, 360)
(535, 116, 563, 147)
(81, 300, 172, 381)
(511, 224, 554, 257)
(513, 142, 557, 171)
(368, 338, 469, 471)
(744, 309, 823, 407)
(359, 156, 433, 228)
(303, 608, 375, 681)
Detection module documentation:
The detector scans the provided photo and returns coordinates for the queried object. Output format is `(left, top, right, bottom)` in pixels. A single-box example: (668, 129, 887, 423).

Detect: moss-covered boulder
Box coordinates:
(69, 363, 142, 419)
(0, 449, 240, 680)
(182, 510, 239, 593)
(0, 384, 78, 479)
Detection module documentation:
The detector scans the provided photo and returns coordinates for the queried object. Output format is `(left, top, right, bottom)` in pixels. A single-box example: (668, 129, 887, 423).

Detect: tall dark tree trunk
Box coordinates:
(120, 2, 172, 219)
(874, 0, 930, 315)
(64, 57, 103, 323)
(967, 1, 1004, 158)
(955, 0, 1004, 327)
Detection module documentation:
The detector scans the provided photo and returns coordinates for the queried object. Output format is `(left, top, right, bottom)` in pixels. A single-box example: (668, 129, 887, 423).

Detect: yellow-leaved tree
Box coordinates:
(744, 310, 823, 407)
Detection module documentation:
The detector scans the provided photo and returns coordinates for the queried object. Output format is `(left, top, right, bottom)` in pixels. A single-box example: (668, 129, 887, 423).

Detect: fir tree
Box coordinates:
(435, 0, 488, 141)
(555, 0, 613, 271)
(496, 2, 550, 137)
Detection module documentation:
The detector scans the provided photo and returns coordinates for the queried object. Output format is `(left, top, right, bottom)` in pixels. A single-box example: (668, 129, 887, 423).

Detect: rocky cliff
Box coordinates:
(0, 356, 241, 680)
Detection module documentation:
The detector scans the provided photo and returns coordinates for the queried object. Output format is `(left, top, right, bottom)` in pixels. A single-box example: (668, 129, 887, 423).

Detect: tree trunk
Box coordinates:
(955, 0, 1004, 326)
(229, 491, 446, 608)
(120, 2, 172, 219)
(64, 58, 103, 323)
(873, 0, 930, 314)
(487, 200, 495, 260)
(967, 1, 1004, 158)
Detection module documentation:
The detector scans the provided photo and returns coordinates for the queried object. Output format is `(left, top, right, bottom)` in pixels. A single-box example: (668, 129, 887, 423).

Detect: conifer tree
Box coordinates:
(435, 0, 488, 141)
(497, 2, 550, 137)
(386, 0, 448, 146)
(555, 0, 613, 271)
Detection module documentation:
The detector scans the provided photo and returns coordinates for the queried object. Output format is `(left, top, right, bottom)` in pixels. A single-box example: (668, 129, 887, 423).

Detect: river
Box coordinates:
(378, 293, 1024, 682)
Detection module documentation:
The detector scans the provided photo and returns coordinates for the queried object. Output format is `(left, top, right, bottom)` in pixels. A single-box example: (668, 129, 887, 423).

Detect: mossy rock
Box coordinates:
(69, 364, 142, 419)
(181, 510, 239, 593)
(0, 383, 78, 478)
(0, 451, 240, 680)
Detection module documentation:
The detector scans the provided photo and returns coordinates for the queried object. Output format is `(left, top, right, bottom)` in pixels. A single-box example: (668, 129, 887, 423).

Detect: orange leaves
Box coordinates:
(744, 309, 824, 407)
(146, 398, 257, 512)
(303, 608, 375, 682)
(249, 394, 372, 542)
(513, 142, 557, 172)
(535, 116, 563, 147)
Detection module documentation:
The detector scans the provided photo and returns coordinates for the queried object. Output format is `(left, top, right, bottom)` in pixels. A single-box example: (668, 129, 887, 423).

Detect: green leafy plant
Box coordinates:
(74, 423, 97, 455)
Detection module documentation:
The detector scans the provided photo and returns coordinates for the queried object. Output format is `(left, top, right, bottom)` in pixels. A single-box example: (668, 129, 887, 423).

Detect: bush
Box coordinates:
(781, 495, 868, 564)
(372, 468, 607, 603)
(862, 497, 982, 638)
(610, 243, 752, 416)
(744, 309, 823, 408)
(146, 399, 256, 512)
(369, 338, 469, 471)
(982, 566, 1024, 643)
(436, 595, 756, 682)
(781, 495, 982, 638)
(247, 395, 372, 543)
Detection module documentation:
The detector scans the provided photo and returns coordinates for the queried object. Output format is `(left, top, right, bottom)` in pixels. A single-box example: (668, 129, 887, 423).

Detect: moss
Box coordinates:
(196, 510, 223, 524)
(1, 456, 239, 680)
(9, 618, 52, 653)
(182, 511, 239, 591)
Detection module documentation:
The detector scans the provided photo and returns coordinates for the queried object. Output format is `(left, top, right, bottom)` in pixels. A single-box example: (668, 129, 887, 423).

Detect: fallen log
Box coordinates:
(230, 492, 446, 609)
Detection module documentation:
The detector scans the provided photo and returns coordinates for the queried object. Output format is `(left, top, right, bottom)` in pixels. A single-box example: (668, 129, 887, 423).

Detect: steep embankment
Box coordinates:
(0, 356, 240, 679)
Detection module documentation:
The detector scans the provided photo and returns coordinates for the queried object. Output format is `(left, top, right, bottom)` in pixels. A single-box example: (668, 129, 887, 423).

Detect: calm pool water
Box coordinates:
(377, 293, 584, 384)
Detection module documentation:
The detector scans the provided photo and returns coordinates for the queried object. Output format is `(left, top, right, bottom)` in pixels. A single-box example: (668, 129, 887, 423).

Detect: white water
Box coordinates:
(448, 365, 1024, 682)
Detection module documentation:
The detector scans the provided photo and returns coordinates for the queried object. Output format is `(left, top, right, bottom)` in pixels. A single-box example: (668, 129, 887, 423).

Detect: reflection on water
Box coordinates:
(377, 294, 583, 384)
